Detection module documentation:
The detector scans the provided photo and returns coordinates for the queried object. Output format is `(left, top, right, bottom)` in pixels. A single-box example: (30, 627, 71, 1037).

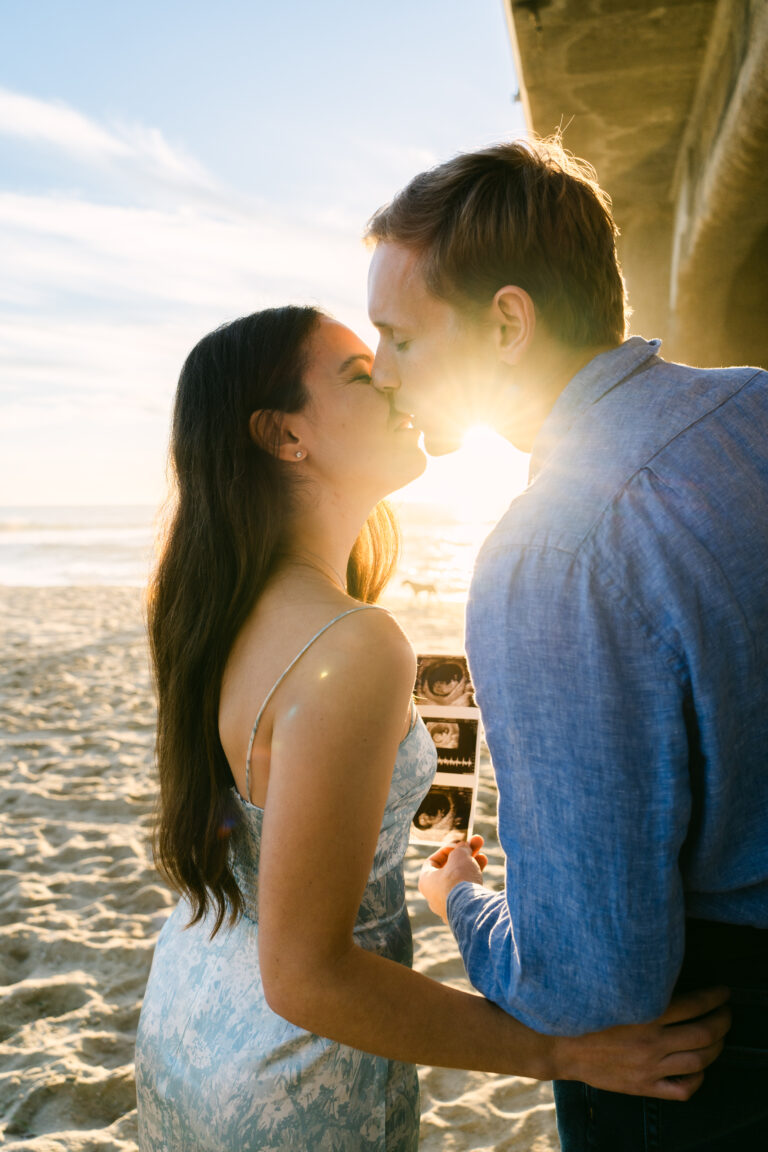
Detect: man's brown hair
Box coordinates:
(365, 136, 627, 348)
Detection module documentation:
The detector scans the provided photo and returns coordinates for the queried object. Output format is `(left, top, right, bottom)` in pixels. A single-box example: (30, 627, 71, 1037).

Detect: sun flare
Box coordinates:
(396, 424, 529, 525)
(388, 426, 530, 603)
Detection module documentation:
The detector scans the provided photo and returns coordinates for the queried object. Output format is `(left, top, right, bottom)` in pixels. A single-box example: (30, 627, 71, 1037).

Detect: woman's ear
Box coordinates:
(249, 410, 306, 461)
(490, 286, 536, 365)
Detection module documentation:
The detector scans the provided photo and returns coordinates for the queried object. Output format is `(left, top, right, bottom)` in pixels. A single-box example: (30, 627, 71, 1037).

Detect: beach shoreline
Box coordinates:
(0, 585, 557, 1151)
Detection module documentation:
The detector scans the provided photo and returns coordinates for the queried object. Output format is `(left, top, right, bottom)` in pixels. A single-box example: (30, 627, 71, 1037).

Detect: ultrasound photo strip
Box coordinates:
(412, 718, 482, 844)
(411, 653, 483, 845)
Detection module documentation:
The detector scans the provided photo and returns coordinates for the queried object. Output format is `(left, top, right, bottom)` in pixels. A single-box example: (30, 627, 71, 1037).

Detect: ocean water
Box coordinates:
(0, 506, 158, 587)
(0, 503, 498, 598)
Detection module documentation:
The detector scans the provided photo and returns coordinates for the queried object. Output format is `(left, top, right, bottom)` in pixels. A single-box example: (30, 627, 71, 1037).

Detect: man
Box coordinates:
(366, 139, 768, 1151)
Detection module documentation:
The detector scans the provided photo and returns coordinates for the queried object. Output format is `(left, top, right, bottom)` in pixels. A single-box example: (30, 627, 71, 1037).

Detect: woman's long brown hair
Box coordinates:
(147, 306, 399, 936)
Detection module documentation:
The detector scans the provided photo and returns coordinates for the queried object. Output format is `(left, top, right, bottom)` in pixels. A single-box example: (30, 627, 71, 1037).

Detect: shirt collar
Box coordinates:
(528, 337, 662, 481)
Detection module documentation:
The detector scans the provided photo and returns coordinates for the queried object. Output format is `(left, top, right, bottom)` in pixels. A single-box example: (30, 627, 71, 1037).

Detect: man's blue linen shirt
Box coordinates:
(449, 337, 768, 1035)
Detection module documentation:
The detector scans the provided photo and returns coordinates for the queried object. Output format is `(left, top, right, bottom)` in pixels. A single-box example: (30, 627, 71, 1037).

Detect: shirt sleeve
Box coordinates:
(451, 543, 692, 1035)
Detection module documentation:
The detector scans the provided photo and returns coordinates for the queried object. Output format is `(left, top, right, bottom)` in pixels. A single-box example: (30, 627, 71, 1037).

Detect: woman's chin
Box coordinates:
(384, 454, 428, 498)
(411, 449, 429, 481)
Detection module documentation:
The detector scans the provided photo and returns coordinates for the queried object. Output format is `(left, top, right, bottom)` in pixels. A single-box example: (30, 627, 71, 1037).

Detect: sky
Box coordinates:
(1, 0, 530, 509)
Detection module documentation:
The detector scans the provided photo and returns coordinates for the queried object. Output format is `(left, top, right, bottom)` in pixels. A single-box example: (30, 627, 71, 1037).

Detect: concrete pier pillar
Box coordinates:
(506, 0, 767, 367)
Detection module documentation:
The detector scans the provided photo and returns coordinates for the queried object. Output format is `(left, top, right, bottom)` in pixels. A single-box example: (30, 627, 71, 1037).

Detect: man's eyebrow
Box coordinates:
(337, 353, 373, 374)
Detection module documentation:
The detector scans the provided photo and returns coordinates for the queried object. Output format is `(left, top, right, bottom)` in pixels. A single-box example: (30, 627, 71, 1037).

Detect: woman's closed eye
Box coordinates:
(395, 340, 411, 353)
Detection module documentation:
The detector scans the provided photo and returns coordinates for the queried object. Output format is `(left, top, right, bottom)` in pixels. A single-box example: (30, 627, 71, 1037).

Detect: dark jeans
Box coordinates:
(554, 921, 768, 1151)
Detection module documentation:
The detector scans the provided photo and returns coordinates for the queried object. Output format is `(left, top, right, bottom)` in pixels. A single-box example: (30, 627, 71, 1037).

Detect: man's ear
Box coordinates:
(249, 409, 305, 461)
(490, 286, 536, 365)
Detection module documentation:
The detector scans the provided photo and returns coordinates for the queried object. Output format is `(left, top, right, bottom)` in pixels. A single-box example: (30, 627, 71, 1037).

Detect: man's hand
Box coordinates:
(418, 834, 488, 923)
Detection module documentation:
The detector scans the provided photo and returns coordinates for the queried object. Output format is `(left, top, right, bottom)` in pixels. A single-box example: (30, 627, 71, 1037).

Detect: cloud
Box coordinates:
(0, 87, 129, 158)
(0, 86, 215, 194)
(358, 139, 438, 175)
(0, 88, 382, 502)
(0, 189, 372, 326)
(0, 198, 373, 505)
(0, 86, 374, 326)
(0, 189, 374, 464)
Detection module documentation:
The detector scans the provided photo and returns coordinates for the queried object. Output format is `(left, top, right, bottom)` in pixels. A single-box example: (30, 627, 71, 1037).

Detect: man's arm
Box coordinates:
(447, 543, 691, 1035)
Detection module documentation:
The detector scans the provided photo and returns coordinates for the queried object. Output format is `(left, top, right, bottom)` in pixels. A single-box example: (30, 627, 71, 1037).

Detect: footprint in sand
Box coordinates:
(4, 1067, 137, 1138)
(78, 1030, 135, 1069)
(0, 978, 91, 1043)
(0, 935, 33, 985)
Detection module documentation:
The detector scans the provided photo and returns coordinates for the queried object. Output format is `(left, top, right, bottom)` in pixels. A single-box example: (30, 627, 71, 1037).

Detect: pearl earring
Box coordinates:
(295, 450, 304, 459)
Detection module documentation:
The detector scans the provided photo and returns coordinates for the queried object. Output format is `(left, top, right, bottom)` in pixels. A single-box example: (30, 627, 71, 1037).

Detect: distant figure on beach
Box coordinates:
(366, 137, 768, 1151)
(134, 305, 728, 1150)
(402, 577, 437, 597)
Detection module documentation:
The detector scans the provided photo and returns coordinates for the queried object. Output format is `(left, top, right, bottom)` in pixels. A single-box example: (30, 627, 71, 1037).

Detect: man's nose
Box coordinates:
(371, 346, 400, 394)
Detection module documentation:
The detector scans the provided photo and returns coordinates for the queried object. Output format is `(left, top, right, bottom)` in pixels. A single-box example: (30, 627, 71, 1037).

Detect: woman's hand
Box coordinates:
(418, 835, 488, 923)
(552, 985, 732, 1100)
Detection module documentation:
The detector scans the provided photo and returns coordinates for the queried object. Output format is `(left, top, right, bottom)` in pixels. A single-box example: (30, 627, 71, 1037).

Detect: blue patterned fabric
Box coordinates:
(135, 710, 436, 1150)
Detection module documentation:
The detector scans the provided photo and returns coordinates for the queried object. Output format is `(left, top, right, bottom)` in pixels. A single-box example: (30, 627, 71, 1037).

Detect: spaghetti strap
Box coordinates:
(243, 605, 381, 803)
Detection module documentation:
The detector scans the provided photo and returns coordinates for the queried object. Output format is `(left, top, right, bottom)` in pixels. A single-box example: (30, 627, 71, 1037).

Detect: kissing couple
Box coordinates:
(135, 138, 768, 1152)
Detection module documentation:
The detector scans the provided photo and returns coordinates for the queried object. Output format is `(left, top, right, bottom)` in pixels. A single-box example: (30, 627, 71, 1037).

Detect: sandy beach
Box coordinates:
(0, 584, 557, 1151)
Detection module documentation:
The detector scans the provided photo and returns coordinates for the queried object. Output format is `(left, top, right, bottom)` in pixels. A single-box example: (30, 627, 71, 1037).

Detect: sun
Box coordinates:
(395, 424, 530, 525)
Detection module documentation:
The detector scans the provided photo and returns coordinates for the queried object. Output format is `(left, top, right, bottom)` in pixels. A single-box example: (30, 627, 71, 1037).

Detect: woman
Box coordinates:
(135, 306, 728, 1151)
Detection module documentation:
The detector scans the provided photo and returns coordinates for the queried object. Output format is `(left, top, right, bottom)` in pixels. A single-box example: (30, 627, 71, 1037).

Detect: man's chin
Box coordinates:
(422, 431, 464, 457)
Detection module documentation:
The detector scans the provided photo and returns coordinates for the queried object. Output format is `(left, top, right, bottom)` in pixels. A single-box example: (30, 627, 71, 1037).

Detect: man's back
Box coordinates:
(451, 338, 768, 1033)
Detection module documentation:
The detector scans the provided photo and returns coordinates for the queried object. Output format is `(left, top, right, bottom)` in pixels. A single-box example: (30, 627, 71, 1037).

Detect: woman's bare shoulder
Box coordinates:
(334, 604, 415, 676)
(276, 603, 416, 723)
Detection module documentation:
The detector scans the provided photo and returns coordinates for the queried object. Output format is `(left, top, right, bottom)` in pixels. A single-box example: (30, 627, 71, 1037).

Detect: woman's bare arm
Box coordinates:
(257, 609, 729, 1098)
